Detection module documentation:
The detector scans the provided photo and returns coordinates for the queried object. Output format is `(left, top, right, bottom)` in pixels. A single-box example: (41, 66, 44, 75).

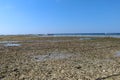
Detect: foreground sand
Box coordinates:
(0, 36, 120, 80)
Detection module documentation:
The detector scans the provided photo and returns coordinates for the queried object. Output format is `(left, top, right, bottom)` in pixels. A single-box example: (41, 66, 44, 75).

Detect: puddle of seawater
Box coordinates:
(80, 38, 93, 40)
(26, 40, 71, 43)
(0, 41, 21, 47)
(115, 51, 120, 57)
(34, 53, 72, 61)
(4, 43, 21, 47)
(0, 41, 20, 44)
(46, 40, 71, 42)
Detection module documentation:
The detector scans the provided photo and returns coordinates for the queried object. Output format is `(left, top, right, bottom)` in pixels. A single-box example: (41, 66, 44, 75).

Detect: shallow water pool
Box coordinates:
(79, 38, 93, 40)
(34, 53, 73, 61)
(4, 43, 21, 47)
(0, 41, 20, 44)
(115, 51, 120, 57)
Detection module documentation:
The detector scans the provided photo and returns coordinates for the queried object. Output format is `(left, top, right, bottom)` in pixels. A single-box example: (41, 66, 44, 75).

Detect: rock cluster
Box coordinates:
(0, 36, 120, 80)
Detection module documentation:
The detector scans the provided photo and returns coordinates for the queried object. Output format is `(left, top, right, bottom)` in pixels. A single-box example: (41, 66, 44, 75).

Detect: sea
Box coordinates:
(43, 33, 120, 38)
(1, 33, 120, 38)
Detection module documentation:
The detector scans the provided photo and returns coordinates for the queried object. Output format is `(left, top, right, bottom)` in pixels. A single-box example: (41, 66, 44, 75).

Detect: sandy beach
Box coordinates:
(0, 35, 120, 80)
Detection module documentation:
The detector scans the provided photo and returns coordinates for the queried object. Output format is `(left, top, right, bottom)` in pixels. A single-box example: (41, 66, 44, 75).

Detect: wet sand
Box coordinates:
(0, 36, 120, 80)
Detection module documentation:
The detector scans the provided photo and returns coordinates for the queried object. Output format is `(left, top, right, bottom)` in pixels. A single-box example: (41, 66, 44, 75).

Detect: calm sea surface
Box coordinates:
(48, 34, 120, 38)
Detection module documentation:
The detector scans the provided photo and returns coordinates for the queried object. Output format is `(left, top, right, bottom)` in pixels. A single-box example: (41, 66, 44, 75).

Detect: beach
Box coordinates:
(0, 35, 120, 80)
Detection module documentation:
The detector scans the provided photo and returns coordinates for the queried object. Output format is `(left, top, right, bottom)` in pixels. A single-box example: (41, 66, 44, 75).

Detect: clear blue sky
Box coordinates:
(0, 0, 120, 34)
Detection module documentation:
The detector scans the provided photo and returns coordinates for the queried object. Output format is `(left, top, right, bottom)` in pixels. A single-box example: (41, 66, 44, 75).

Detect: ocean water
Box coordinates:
(1, 33, 120, 38)
(41, 33, 120, 38)
(34, 53, 73, 61)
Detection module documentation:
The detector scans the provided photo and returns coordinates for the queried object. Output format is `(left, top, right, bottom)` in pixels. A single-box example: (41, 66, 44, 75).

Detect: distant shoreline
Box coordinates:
(1, 33, 120, 35)
(1, 33, 120, 38)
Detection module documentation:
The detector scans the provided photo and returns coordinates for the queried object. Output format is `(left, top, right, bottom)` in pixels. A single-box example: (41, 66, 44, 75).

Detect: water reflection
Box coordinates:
(4, 43, 21, 47)
(34, 53, 72, 61)
(115, 51, 120, 57)
(80, 38, 93, 40)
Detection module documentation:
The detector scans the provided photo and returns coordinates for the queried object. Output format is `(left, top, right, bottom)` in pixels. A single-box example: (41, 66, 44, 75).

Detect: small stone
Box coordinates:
(61, 70, 65, 73)
(99, 65, 102, 68)
(52, 74, 57, 78)
(103, 70, 106, 72)
(0, 76, 5, 79)
(13, 68, 18, 72)
(19, 74, 26, 80)
(75, 66, 82, 69)
(96, 78, 102, 80)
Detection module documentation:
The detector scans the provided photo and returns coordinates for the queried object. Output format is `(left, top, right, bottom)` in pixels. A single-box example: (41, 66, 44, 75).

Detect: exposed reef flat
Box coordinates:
(0, 36, 120, 80)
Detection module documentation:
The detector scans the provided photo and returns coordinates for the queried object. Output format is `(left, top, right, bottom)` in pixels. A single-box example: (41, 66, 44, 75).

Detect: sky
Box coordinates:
(0, 0, 120, 34)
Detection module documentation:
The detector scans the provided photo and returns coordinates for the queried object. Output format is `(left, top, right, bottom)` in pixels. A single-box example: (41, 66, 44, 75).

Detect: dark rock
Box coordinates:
(75, 66, 82, 69)
(0, 76, 5, 79)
